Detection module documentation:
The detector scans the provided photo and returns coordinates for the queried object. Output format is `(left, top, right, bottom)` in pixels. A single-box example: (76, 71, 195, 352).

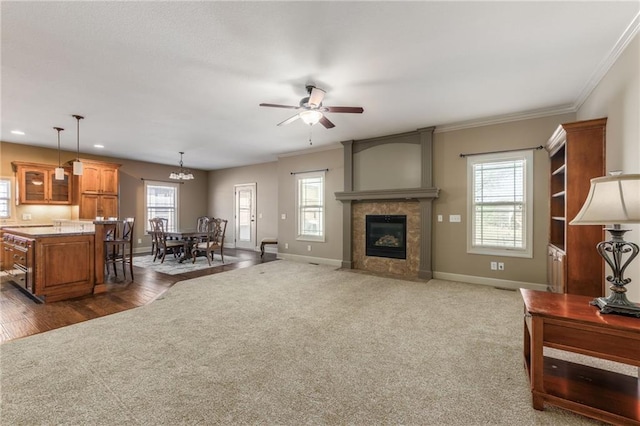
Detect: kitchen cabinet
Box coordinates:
(79, 193, 119, 219)
(2, 228, 94, 302)
(545, 118, 606, 297)
(70, 159, 121, 219)
(13, 162, 72, 205)
(78, 161, 119, 194)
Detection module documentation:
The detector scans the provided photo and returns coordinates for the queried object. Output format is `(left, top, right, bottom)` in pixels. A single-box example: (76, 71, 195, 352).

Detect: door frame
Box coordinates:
(234, 183, 257, 250)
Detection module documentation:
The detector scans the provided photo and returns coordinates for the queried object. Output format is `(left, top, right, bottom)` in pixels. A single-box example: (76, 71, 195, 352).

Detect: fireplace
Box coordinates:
(366, 215, 407, 259)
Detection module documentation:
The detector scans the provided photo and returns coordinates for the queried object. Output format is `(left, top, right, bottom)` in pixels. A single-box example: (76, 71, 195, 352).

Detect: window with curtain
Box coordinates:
(0, 179, 11, 219)
(296, 171, 325, 242)
(145, 181, 179, 231)
(467, 150, 533, 258)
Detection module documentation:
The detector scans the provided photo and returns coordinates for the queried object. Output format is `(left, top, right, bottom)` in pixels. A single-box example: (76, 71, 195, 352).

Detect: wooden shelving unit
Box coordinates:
(545, 118, 606, 297)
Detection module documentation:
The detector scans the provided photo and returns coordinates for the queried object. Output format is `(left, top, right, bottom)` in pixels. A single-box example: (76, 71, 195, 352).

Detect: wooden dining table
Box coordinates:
(162, 229, 209, 263)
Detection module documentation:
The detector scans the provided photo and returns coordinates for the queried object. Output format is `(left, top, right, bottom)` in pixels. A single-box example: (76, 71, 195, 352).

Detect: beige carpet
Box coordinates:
(0, 261, 610, 425)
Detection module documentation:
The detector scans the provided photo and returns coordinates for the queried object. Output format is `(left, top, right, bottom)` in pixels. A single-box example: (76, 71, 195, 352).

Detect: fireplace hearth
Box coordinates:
(366, 215, 407, 259)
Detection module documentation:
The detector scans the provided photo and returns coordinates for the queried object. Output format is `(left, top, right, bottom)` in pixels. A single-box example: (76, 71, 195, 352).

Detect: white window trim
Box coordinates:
(0, 178, 11, 219)
(466, 150, 533, 258)
(295, 170, 326, 242)
(144, 180, 180, 232)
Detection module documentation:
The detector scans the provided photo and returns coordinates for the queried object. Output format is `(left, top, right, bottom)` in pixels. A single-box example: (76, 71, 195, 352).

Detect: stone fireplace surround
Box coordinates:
(335, 127, 439, 279)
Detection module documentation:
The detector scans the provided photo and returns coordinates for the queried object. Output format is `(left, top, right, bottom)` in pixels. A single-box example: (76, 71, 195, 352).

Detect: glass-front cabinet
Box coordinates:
(13, 162, 72, 205)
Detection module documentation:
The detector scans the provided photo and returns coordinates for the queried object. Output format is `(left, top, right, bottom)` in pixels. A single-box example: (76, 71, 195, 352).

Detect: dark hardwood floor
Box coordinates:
(0, 249, 277, 344)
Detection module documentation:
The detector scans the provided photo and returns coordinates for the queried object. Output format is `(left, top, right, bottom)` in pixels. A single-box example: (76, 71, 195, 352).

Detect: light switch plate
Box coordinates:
(281, 213, 286, 220)
(437, 215, 443, 222)
(449, 214, 461, 222)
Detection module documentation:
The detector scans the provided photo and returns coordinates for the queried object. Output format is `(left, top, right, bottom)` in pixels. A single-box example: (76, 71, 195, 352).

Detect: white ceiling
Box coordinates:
(2, 1, 638, 171)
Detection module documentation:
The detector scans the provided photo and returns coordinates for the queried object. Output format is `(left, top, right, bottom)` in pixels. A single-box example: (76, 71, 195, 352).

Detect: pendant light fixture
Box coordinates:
(169, 151, 194, 180)
(54, 126, 65, 180)
(72, 114, 84, 175)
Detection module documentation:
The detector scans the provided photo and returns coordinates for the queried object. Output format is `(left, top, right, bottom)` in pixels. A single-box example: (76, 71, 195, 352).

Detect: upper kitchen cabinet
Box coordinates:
(13, 162, 73, 205)
(75, 159, 120, 195)
(69, 159, 121, 219)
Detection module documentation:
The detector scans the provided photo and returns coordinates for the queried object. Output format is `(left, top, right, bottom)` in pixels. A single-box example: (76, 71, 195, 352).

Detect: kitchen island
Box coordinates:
(2, 225, 96, 302)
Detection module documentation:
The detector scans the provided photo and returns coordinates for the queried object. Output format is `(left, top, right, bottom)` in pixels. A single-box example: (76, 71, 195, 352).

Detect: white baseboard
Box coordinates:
(277, 253, 343, 268)
(134, 246, 151, 255)
(433, 271, 547, 292)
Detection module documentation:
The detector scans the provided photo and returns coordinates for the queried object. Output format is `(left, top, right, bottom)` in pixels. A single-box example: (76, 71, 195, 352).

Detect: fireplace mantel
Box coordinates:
(335, 187, 439, 202)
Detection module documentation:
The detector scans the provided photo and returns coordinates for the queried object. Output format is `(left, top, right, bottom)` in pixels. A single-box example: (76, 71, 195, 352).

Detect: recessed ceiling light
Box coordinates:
(93, 144, 104, 149)
(11, 130, 25, 135)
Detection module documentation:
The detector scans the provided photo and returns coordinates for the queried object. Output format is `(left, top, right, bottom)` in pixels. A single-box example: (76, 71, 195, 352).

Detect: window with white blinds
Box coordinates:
(467, 150, 533, 258)
(0, 179, 11, 219)
(296, 171, 325, 242)
(144, 181, 179, 232)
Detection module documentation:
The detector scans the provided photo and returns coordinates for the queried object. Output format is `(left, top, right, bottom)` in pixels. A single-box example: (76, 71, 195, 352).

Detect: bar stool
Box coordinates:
(104, 218, 135, 281)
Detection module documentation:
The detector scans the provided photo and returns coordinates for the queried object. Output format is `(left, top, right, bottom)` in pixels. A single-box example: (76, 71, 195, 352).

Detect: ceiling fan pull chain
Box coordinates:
(309, 126, 313, 145)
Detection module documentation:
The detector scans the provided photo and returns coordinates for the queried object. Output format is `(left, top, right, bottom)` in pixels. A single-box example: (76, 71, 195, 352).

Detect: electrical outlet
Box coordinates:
(22, 213, 32, 220)
(281, 213, 286, 220)
(285, 243, 289, 249)
(258, 213, 263, 219)
(307, 245, 312, 252)
(498, 262, 505, 271)
(490, 261, 497, 270)
(138, 239, 142, 244)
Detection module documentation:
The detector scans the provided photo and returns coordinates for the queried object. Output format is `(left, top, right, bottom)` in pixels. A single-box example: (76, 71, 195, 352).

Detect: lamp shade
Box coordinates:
(570, 174, 640, 225)
(54, 167, 65, 180)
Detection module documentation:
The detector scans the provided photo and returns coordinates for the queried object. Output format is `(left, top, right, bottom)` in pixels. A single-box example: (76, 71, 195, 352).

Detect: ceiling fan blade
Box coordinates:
(323, 106, 364, 113)
(308, 87, 326, 107)
(259, 103, 300, 109)
(319, 116, 335, 129)
(277, 114, 301, 126)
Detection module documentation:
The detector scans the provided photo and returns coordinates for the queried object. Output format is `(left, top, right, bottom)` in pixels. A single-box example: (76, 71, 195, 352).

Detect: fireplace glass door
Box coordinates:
(366, 215, 407, 259)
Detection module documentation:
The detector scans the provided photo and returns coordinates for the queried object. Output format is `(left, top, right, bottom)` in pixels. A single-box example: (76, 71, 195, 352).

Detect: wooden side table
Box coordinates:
(520, 288, 640, 425)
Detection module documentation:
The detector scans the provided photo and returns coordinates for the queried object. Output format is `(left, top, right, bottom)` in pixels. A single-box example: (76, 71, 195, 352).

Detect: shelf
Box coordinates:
(551, 191, 565, 198)
(551, 216, 566, 221)
(542, 357, 639, 422)
(551, 164, 566, 176)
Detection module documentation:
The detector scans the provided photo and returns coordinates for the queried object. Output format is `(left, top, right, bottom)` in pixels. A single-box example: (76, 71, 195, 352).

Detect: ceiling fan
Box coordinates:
(259, 85, 364, 129)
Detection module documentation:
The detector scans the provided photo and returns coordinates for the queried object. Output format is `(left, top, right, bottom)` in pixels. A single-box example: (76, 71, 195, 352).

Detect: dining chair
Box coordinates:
(191, 218, 228, 265)
(104, 217, 135, 280)
(148, 217, 168, 259)
(196, 216, 210, 232)
(195, 216, 211, 243)
(149, 217, 183, 263)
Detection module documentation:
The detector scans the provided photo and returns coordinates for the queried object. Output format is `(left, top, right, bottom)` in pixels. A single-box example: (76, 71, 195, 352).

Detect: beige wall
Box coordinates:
(4, 34, 635, 288)
(0, 142, 209, 251)
(576, 34, 639, 301)
(277, 147, 344, 263)
(431, 113, 575, 285)
(208, 161, 279, 248)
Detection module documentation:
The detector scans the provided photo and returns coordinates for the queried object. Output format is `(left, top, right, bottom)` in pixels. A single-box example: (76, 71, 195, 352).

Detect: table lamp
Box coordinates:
(570, 173, 640, 317)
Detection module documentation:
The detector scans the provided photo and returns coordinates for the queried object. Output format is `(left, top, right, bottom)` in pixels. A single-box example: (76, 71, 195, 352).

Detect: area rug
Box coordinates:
(132, 254, 240, 275)
(1, 260, 616, 425)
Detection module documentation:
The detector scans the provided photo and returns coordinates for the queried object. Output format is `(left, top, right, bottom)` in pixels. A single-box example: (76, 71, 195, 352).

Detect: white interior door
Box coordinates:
(234, 183, 256, 250)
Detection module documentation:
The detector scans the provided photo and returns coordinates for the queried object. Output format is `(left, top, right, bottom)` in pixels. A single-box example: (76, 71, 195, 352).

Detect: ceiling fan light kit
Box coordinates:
(260, 85, 364, 130)
(299, 110, 323, 125)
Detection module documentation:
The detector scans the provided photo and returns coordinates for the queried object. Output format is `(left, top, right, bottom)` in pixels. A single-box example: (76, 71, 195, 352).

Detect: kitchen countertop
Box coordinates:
(2, 226, 95, 238)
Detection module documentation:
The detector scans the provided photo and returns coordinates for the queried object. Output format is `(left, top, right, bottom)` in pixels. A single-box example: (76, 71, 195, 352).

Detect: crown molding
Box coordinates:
(573, 11, 640, 110)
(434, 104, 576, 133)
(434, 12, 639, 135)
